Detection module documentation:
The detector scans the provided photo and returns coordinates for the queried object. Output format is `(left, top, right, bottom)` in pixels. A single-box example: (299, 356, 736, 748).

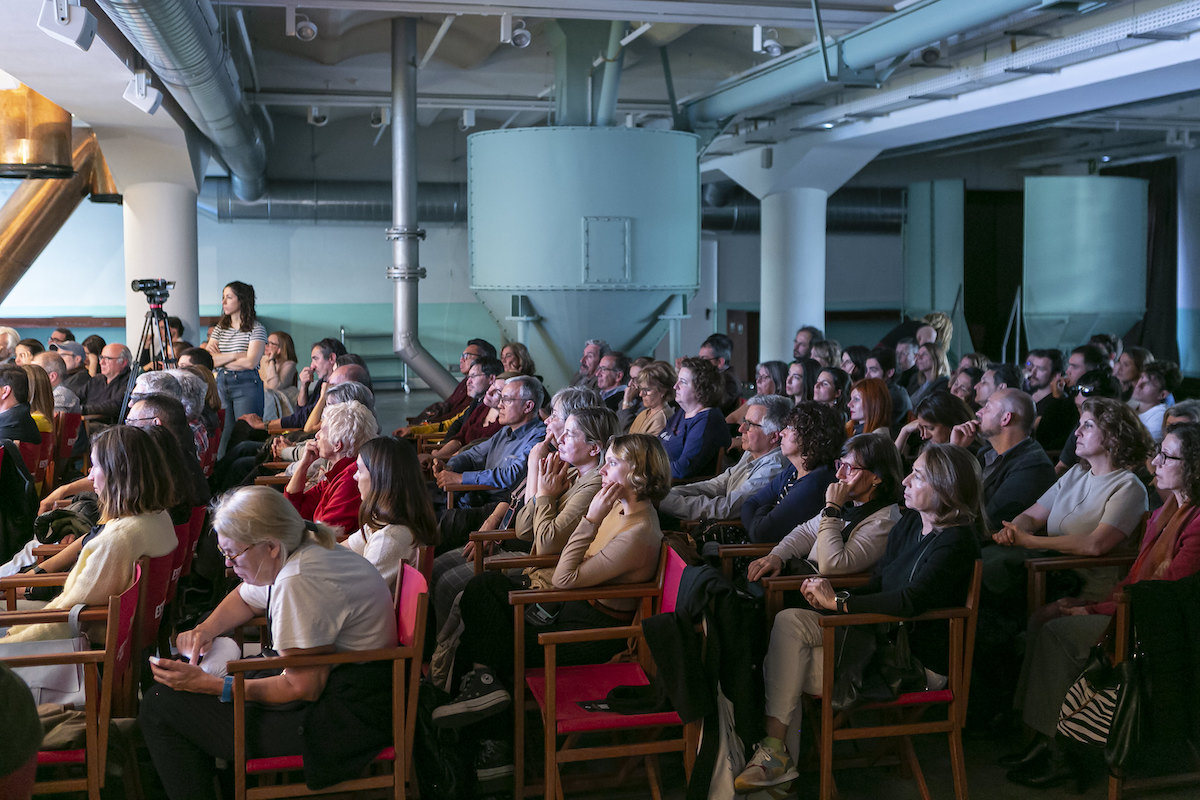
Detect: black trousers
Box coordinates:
(139, 683, 308, 800)
(456, 571, 629, 689)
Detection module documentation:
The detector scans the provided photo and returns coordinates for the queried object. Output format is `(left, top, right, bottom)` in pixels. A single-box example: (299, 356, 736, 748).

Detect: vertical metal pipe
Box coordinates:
(390, 17, 458, 398)
(595, 20, 625, 127)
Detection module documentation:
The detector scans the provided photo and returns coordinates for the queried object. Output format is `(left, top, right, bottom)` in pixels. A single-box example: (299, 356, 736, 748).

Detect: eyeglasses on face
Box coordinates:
(1152, 444, 1183, 463)
(218, 542, 257, 564)
(835, 459, 867, 475)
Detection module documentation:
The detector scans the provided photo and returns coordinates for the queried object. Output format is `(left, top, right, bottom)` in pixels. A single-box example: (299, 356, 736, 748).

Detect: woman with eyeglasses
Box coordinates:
(741, 402, 844, 544)
(986, 397, 1150, 618)
(1003, 422, 1200, 791)
(140, 485, 396, 799)
(0, 426, 177, 643)
(727, 360, 789, 427)
(747, 433, 903, 580)
(734, 443, 983, 793)
(285, 401, 379, 537)
(259, 330, 298, 394)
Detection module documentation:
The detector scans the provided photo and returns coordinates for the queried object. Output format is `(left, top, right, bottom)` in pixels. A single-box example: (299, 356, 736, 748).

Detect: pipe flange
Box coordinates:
(387, 265, 428, 280)
(386, 225, 426, 241)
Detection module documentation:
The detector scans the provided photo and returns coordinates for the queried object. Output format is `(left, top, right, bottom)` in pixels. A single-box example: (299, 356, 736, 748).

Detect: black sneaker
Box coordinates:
(474, 738, 515, 786)
(431, 667, 512, 729)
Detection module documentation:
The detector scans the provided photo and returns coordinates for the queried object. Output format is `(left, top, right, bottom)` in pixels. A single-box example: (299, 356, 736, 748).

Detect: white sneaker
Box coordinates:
(733, 742, 799, 793)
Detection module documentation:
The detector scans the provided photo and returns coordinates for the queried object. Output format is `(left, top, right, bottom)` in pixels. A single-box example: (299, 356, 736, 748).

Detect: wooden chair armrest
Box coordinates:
(816, 605, 969, 628)
(254, 474, 291, 486)
(0, 572, 69, 590)
(760, 572, 872, 594)
(445, 483, 494, 494)
(0, 606, 109, 626)
(538, 625, 644, 647)
(261, 461, 290, 471)
(508, 581, 661, 606)
(225, 645, 416, 673)
(484, 554, 557, 571)
(277, 427, 302, 434)
(32, 543, 69, 559)
(716, 542, 770, 559)
(0, 650, 107, 669)
(1026, 554, 1137, 572)
(470, 529, 520, 543)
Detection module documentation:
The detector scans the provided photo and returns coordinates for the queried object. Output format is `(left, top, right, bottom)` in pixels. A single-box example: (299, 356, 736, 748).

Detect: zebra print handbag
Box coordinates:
(1056, 643, 1145, 772)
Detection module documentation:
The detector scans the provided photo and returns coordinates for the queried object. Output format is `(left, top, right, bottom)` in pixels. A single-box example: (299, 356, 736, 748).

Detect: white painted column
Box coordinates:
(1178, 151, 1200, 377)
(760, 186, 827, 363)
(122, 182, 199, 350)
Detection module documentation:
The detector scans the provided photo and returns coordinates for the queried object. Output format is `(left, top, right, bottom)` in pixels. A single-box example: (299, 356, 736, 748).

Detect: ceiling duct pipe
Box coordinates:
(94, 0, 267, 201)
(0, 131, 114, 303)
(196, 179, 467, 224)
(389, 17, 458, 398)
(685, 0, 1039, 123)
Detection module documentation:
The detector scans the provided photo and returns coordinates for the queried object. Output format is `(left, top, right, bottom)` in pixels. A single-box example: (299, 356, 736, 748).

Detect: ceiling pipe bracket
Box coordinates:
(385, 225, 427, 241)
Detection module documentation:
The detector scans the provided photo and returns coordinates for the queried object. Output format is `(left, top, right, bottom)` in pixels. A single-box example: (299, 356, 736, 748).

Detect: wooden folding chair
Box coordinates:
(513, 546, 697, 800)
(228, 563, 428, 800)
(1025, 514, 1148, 613)
(51, 411, 83, 488)
(0, 564, 143, 799)
(808, 560, 982, 800)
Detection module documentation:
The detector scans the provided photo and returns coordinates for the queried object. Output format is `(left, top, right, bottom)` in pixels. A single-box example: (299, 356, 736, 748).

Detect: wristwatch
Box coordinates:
(822, 504, 843, 519)
(835, 591, 850, 613)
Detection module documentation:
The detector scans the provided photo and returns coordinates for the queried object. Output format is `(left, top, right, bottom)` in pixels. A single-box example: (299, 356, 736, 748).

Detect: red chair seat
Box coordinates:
(37, 749, 85, 765)
(246, 747, 394, 774)
(526, 663, 682, 734)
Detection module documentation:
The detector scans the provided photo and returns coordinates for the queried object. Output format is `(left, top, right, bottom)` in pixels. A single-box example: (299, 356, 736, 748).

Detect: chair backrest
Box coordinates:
(660, 547, 687, 615)
(55, 412, 83, 460)
(16, 440, 48, 486)
(104, 562, 143, 735)
(395, 563, 428, 648)
(417, 544, 434, 586)
(178, 505, 207, 579)
(139, 552, 176, 656)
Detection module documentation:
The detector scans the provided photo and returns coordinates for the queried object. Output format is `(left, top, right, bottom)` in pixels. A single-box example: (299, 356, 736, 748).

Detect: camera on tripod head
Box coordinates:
(131, 278, 175, 305)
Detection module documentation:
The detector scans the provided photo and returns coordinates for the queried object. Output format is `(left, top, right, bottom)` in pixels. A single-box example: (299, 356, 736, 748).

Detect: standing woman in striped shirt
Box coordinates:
(207, 281, 268, 457)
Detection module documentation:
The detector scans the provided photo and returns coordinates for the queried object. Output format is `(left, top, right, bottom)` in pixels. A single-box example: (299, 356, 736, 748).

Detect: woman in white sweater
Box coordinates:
(341, 436, 438, 591)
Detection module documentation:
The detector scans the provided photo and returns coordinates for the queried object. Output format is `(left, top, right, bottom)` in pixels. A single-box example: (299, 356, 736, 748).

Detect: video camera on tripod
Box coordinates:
(120, 278, 180, 421)
(131, 278, 175, 305)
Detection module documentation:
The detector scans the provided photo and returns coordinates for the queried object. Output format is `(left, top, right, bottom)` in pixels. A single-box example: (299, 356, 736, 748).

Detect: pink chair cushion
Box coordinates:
(526, 663, 682, 734)
(37, 749, 85, 765)
(246, 748, 394, 774)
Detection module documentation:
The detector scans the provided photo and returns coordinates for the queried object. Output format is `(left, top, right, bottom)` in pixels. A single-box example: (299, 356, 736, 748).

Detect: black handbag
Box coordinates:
(831, 622, 927, 712)
(1056, 643, 1145, 773)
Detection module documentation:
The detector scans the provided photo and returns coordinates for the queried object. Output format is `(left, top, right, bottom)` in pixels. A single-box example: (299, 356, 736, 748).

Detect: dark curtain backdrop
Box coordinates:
(1102, 158, 1179, 364)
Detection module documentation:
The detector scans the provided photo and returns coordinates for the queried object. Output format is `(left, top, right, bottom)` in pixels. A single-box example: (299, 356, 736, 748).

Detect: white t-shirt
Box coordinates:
(239, 541, 395, 652)
(341, 524, 420, 592)
(1038, 465, 1147, 539)
(212, 321, 268, 360)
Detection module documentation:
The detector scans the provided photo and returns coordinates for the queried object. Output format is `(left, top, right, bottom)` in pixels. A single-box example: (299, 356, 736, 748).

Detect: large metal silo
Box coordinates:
(469, 127, 700, 388)
(1023, 176, 1148, 351)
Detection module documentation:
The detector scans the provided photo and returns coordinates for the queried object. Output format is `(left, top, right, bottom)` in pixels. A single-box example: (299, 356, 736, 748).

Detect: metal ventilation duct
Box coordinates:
(196, 179, 467, 223)
(94, 0, 267, 200)
(196, 179, 900, 233)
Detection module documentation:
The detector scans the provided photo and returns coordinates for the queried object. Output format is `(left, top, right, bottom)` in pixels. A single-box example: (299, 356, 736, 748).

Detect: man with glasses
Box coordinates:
(595, 352, 630, 411)
(435, 375, 546, 509)
(660, 394, 788, 523)
(403, 338, 496, 432)
(78, 344, 132, 426)
(951, 388, 1056, 530)
(48, 340, 91, 397)
(46, 327, 74, 349)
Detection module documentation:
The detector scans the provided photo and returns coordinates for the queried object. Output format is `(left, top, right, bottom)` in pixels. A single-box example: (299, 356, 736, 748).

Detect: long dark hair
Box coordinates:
(218, 281, 257, 333)
(357, 437, 438, 547)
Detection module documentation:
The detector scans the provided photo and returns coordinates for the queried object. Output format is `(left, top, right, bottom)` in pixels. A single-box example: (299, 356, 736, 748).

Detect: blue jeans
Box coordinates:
(216, 368, 264, 458)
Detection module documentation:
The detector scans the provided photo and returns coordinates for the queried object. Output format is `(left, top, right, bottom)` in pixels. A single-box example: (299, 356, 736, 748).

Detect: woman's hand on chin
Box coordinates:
(586, 481, 622, 524)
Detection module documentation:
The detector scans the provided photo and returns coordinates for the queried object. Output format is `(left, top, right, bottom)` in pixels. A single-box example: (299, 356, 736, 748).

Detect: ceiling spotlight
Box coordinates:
(286, 7, 318, 42)
(752, 25, 783, 58)
(123, 69, 162, 115)
(459, 109, 476, 131)
(369, 106, 390, 129)
(36, 0, 97, 52)
(501, 14, 531, 48)
(820, 121, 835, 129)
(307, 106, 328, 126)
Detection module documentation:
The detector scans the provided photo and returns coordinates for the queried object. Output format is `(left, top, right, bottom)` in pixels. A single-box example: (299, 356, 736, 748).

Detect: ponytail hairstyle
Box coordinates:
(211, 485, 339, 552)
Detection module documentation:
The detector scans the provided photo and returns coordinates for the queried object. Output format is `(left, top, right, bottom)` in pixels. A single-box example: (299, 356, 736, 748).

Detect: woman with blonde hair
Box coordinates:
(908, 341, 951, 407)
(259, 330, 298, 392)
(141, 485, 396, 798)
(434, 433, 671, 730)
(622, 360, 675, 435)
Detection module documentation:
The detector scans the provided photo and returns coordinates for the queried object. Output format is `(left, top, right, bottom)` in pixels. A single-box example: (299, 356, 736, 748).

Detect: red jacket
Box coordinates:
(285, 456, 361, 537)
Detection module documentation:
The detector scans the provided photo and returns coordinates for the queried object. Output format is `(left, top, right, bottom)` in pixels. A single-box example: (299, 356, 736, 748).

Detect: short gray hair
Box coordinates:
(1168, 399, 1200, 424)
(320, 400, 379, 455)
(550, 386, 601, 418)
(747, 394, 793, 436)
(584, 338, 610, 357)
(507, 374, 544, 411)
(133, 370, 182, 400)
(167, 369, 206, 420)
(327, 381, 375, 411)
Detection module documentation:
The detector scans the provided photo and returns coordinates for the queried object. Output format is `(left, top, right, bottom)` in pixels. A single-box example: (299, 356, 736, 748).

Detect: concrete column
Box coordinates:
(122, 182, 199, 349)
(760, 187, 827, 363)
(1179, 151, 1200, 377)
